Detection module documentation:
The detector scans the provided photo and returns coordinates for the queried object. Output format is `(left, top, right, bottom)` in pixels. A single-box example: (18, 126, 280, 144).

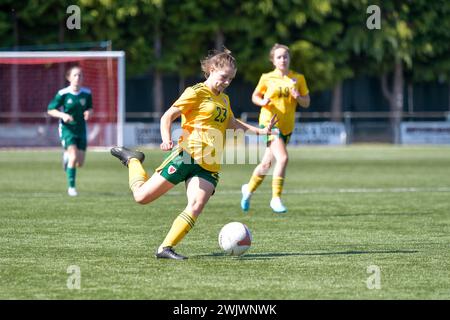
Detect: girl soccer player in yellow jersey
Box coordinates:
(241, 43, 310, 213)
(111, 49, 277, 260)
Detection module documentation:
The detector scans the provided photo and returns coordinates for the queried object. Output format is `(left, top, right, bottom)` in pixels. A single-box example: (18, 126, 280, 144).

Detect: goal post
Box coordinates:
(0, 51, 125, 148)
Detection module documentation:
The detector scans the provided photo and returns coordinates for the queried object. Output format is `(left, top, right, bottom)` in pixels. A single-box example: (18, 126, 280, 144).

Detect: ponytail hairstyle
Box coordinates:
(200, 47, 237, 79)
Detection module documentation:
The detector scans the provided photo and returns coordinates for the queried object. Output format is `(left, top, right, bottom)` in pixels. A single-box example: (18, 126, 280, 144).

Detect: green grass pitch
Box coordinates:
(0, 145, 449, 299)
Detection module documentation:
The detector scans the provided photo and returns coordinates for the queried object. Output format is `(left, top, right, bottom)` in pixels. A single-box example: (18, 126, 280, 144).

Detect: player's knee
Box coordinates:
(187, 201, 205, 216)
(134, 195, 149, 205)
(278, 154, 289, 166)
(71, 154, 79, 163)
(68, 159, 77, 167)
(133, 190, 151, 205)
(260, 161, 272, 172)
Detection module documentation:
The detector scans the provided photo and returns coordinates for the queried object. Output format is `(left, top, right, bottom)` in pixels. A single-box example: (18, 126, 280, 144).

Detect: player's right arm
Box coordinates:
(160, 106, 182, 151)
(160, 86, 197, 151)
(252, 89, 271, 107)
(48, 109, 73, 123)
(47, 93, 73, 123)
(251, 74, 270, 107)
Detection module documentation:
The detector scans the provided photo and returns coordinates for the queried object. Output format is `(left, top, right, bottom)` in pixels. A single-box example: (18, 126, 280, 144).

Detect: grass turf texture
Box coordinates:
(0, 145, 449, 299)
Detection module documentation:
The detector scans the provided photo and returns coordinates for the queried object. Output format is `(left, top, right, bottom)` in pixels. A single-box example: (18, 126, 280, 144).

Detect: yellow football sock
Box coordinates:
(161, 211, 197, 248)
(272, 176, 284, 198)
(248, 175, 265, 193)
(128, 158, 149, 191)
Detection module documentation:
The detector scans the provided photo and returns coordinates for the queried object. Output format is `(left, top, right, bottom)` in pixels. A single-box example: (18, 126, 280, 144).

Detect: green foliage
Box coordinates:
(1, 0, 449, 86)
(408, 0, 450, 82)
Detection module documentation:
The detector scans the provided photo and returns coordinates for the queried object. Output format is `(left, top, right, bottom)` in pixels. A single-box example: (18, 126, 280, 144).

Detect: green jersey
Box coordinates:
(48, 86, 93, 134)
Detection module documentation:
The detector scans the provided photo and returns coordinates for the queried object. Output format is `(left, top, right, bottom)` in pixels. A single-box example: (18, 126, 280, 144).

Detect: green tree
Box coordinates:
(408, 0, 450, 113)
(339, 0, 450, 141)
(230, 0, 354, 119)
(337, 0, 412, 142)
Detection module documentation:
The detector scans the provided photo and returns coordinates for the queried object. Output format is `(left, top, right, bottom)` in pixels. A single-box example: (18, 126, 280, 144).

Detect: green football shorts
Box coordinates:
(260, 124, 291, 146)
(59, 126, 87, 151)
(156, 147, 219, 188)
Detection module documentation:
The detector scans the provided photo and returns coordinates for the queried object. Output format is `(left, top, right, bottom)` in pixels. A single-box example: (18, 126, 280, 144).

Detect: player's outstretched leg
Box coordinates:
(110, 146, 145, 167)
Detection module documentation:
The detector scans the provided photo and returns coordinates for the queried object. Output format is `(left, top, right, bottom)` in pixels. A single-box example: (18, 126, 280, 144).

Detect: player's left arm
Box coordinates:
(293, 92, 310, 108)
(228, 114, 278, 135)
(83, 109, 92, 121)
(84, 93, 93, 121)
(290, 75, 310, 108)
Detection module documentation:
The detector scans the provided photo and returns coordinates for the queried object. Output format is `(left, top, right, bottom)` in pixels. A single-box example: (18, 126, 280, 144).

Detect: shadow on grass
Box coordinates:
(196, 249, 418, 260)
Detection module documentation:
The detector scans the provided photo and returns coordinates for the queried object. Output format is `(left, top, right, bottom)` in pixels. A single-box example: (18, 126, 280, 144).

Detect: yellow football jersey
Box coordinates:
(255, 69, 309, 135)
(173, 83, 234, 173)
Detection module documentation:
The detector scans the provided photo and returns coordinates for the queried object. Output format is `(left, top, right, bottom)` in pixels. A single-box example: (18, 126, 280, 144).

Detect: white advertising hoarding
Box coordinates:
(290, 122, 347, 145)
(123, 122, 347, 146)
(401, 122, 450, 145)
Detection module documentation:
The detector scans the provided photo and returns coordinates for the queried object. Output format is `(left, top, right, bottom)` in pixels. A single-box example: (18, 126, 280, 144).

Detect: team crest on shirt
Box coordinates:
(168, 165, 177, 175)
(67, 98, 73, 104)
(80, 98, 86, 106)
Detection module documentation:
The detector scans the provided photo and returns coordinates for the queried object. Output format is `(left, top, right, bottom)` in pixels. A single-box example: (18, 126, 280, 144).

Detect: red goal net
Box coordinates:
(0, 52, 125, 148)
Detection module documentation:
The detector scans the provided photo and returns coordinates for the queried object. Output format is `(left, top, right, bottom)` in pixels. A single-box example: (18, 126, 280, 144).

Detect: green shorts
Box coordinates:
(59, 125, 87, 151)
(156, 147, 219, 188)
(260, 125, 291, 146)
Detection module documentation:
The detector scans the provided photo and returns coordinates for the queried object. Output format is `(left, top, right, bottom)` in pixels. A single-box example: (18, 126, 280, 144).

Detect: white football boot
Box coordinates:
(240, 184, 252, 213)
(270, 197, 287, 213)
(68, 187, 78, 197)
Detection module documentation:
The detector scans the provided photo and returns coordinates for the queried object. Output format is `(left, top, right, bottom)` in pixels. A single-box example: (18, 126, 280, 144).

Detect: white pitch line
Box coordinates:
(2, 187, 449, 198)
(164, 187, 450, 196)
(291, 187, 450, 194)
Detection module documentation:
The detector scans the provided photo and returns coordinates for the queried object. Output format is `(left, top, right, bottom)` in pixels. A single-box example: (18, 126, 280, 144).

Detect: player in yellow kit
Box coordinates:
(241, 43, 310, 213)
(111, 49, 277, 260)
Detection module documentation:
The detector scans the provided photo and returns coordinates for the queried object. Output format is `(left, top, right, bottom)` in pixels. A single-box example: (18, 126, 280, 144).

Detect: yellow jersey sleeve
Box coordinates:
(254, 74, 268, 96)
(173, 87, 198, 113)
(296, 74, 309, 96)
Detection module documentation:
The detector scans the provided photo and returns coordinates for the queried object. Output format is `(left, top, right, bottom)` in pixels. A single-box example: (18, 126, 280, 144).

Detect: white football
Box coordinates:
(218, 222, 252, 256)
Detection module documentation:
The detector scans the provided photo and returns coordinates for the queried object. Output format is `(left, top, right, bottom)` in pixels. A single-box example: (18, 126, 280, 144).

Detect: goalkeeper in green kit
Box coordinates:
(47, 66, 93, 196)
